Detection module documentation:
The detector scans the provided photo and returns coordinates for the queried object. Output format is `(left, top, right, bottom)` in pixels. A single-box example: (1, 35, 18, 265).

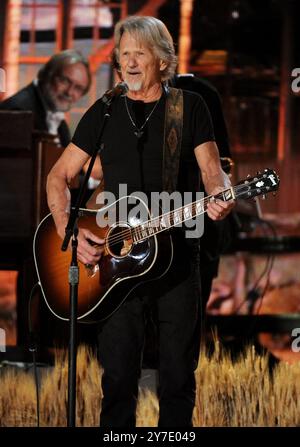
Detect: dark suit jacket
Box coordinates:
(0, 82, 71, 147)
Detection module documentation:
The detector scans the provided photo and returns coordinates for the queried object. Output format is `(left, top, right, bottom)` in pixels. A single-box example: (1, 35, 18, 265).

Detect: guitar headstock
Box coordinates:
(235, 169, 280, 200)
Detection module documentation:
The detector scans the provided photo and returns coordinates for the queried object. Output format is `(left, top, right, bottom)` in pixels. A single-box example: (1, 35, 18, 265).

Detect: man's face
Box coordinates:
(46, 62, 89, 112)
(119, 32, 165, 92)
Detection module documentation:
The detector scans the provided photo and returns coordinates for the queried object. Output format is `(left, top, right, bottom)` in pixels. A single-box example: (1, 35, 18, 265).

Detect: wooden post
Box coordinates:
(0, 0, 8, 70)
(58, 0, 74, 50)
(0, 0, 21, 99)
(178, 0, 194, 74)
(277, 1, 294, 161)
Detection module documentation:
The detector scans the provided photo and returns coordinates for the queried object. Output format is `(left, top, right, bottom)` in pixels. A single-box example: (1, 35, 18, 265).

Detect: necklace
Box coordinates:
(124, 95, 160, 139)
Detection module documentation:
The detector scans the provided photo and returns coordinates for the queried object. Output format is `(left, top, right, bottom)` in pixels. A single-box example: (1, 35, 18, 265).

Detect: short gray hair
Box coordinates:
(113, 16, 177, 81)
(38, 49, 91, 95)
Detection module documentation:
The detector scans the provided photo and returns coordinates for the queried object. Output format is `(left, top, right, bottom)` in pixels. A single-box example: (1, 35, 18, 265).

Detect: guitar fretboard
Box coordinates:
(131, 187, 235, 243)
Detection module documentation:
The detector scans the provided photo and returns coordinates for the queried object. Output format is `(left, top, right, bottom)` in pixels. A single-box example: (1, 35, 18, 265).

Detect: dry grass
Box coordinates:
(40, 346, 102, 427)
(1, 342, 300, 427)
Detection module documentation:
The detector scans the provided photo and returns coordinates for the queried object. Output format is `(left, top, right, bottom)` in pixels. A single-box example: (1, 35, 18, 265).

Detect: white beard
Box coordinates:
(124, 78, 143, 92)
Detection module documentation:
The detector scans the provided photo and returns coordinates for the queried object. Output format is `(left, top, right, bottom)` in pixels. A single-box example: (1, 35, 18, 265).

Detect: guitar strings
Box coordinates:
(103, 180, 270, 247)
(101, 178, 268, 248)
(103, 192, 224, 246)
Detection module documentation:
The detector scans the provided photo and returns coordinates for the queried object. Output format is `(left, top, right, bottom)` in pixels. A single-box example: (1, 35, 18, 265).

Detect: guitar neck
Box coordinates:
(131, 187, 235, 243)
(126, 168, 279, 243)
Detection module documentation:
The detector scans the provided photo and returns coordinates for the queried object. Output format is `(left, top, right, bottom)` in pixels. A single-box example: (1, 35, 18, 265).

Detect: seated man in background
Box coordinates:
(0, 50, 91, 353)
(0, 49, 91, 147)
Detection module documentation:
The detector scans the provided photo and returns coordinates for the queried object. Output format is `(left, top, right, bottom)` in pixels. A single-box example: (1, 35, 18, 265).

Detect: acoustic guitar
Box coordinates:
(33, 169, 279, 322)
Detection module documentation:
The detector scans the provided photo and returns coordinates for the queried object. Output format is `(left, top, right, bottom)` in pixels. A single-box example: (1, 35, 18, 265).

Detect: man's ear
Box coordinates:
(159, 60, 167, 72)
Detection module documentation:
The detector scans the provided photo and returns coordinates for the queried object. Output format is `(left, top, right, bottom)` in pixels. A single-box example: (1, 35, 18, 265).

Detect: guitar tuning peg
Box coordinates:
(262, 194, 266, 200)
(247, 174, 251, 178)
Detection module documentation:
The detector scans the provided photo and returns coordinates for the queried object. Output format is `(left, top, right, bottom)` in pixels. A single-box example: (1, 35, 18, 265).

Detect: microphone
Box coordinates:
(101, 82, 128, 104)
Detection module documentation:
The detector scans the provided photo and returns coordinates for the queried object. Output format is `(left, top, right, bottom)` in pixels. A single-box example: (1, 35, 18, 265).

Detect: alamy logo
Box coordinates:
(0, 328, 6, 352)
(0, 68, 6, 93)
(94, 184, 205, 239)
(291, 328, 300, 353)
(291, 68, 300, 93)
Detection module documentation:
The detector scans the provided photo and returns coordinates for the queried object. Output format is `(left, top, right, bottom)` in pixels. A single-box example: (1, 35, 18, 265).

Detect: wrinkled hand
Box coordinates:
(207, 187, 235, 221)
(76, 228, 105, 265)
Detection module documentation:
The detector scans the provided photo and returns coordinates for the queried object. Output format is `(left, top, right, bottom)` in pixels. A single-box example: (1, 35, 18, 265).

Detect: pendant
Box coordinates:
(134, 130, 144, 139)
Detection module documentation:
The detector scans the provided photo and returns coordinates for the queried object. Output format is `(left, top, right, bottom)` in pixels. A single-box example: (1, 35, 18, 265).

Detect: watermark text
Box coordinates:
(0, 68, 6, 93)
(0, 328, 6, 352)
(94, 184, 205, 239)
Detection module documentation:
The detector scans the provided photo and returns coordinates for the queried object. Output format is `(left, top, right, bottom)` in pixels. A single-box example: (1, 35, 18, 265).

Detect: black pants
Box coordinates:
(97, 240, 201, 427)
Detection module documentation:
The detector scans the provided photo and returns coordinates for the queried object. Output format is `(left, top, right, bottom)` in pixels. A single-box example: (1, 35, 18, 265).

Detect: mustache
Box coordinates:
(57, 94, 72, 102)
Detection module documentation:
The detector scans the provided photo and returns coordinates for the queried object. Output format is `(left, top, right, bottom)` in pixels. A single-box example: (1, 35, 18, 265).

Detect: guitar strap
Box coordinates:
(162, 86, 184, 193)
(86, 86, 184, 209)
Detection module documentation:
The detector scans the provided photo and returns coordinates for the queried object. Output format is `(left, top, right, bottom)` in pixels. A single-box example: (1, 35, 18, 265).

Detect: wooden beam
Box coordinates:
(58, 0, 74, 50)
(0, 1, 8, 69)
(277, 1, 294, 161)
(178, 0, 194, 74)
(0, 0, 22, 99)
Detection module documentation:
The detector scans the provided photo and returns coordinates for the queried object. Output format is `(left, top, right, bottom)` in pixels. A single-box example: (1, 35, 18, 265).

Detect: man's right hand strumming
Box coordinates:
(72, 228, 105, 265)
(47, 143, 105, 266)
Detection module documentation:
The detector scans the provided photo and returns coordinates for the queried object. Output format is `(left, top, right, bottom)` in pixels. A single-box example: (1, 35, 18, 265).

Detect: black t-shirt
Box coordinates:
(72, 89, 215, 198)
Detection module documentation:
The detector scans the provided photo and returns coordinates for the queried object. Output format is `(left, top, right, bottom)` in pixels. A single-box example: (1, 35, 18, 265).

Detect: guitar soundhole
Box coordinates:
(107, 224, 133, 258)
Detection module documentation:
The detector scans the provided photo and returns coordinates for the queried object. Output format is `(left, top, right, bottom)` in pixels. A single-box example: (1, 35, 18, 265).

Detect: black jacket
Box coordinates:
(0, 82, 71, 147)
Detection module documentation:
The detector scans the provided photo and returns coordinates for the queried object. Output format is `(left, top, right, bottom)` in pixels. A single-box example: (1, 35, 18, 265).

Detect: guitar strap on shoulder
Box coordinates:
(162, 86, 184, 193)
(87, 86, 184, 209)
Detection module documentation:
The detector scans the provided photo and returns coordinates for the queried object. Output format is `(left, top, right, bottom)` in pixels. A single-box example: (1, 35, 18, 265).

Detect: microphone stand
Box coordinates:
(61, 96, 115, 427)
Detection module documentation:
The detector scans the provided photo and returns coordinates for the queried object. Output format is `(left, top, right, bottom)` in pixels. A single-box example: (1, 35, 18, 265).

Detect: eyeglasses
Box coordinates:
(55, 74, 87, 96)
